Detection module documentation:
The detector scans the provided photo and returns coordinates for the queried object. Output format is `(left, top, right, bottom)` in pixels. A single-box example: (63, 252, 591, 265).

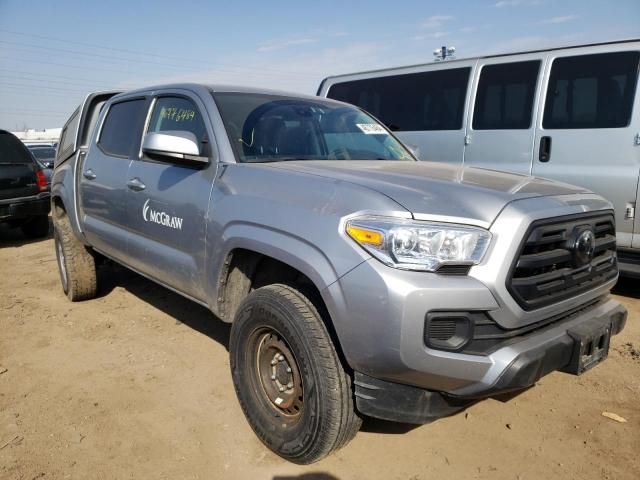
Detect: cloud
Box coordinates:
(414, 32, 448, 41)
(122, 42, 391, 95)
(495, 0, 542, 7)
(257, 37, 318, 52)
(540, 15, 579, 24)
(421, 15, 453, 29)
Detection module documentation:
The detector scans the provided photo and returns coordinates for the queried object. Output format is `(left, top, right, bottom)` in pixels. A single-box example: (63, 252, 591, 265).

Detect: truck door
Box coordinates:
(79, 97, 148, 261)
(463, 53, 547, 174)
(531, 46, 640, 248)
(125, 92, 216, 301)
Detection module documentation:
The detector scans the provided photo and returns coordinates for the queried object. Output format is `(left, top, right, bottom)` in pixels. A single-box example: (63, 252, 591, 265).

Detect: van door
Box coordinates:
(324, 61, 475, 164)
(531, 46, 640, 247)
(79, 97, 148, 261)
(463, 53, 547, 174)
(125, 92, 216, 301)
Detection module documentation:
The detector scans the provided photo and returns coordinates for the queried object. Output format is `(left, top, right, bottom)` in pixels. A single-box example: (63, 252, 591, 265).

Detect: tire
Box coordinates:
(20, 215, 50, 238)
(229, 284, 361, 464)
(54, 213, 97, 301)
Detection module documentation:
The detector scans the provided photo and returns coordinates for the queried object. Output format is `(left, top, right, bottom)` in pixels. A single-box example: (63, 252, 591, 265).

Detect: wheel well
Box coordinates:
(218, 248, 349, 368)
(52, 196, 66, 219)
(218, 248, 324, 322)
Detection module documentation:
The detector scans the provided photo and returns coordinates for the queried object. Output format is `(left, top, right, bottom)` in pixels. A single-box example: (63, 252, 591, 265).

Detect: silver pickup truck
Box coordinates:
(52, 84, 627, 464)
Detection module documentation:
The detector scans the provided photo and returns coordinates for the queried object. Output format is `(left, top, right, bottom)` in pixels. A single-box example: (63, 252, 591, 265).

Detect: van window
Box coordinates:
(326, 67, 470, 131)
(148, 96, 207, 143)
(473, 60, 540, 130)
(543, 51, 640, 129)
(98, 99, 147, 157)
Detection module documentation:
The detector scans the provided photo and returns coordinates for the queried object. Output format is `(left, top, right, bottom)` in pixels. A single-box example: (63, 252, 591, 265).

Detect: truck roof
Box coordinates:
(110, 83, 325, 102)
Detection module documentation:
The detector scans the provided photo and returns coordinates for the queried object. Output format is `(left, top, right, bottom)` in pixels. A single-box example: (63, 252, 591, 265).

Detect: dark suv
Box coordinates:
(0, 130, 51, 238)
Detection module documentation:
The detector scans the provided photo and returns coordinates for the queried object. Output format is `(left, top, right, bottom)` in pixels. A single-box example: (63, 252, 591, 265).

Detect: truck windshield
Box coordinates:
(213, 92, 414, 163)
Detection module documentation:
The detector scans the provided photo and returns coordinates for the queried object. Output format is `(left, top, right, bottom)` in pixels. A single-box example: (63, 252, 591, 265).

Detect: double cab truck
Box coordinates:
(52, 84, 627, 463)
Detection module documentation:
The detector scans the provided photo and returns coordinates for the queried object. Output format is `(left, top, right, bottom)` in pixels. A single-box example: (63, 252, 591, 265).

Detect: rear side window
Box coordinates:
(0, 132, 33, 164)
(148, 96, 207, 142)
(58, 109, 80, 161)
(98, 99, 147, 157)
(326, 67, 470, 131)
(543, 51, 640, 129)
(473, 60, 540, 130)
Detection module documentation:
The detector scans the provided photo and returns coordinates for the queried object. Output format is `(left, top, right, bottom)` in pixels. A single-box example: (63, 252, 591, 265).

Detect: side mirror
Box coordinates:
(142, 131, 209, 164)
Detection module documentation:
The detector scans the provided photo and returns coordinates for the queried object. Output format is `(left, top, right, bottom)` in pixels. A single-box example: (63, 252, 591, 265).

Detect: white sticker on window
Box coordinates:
(356, 123, 388, 135)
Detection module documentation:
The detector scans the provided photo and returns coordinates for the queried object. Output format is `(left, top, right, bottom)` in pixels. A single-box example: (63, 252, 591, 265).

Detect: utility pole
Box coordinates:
(433, 45, 456, 61)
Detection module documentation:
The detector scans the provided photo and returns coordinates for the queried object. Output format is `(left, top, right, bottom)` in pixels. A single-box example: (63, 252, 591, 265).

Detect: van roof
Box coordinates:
(318, 37, 640, 88)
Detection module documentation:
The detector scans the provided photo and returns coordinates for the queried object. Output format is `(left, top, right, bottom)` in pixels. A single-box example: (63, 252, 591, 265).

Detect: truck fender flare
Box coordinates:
(217, 223, 340, 294)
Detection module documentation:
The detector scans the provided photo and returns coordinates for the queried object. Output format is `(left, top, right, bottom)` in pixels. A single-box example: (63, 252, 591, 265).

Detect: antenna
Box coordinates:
(433, 45, 456, 61)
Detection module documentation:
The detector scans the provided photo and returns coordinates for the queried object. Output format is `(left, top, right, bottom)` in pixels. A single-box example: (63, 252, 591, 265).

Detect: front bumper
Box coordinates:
(351, 297, 626, 424)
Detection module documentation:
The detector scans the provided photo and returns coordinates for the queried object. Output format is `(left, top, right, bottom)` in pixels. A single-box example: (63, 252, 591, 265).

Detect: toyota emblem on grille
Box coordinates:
(574, 229, 596, 266)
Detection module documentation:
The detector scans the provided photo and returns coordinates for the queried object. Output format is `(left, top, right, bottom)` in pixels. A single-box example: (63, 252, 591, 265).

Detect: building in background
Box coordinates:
(11, 128, 62, 146)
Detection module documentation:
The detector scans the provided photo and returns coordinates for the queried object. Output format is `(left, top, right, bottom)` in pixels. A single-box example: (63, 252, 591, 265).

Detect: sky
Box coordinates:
(1, 0, 639, 130)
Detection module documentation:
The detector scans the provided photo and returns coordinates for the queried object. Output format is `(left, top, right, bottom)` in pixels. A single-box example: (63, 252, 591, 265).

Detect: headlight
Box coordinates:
(346, 216, 491, 272)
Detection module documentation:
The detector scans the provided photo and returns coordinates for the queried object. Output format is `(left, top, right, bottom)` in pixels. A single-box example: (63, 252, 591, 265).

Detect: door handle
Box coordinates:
(127, 178, 146, 192)
(539, 136, 552, 162)
(83, 169, 96, 180)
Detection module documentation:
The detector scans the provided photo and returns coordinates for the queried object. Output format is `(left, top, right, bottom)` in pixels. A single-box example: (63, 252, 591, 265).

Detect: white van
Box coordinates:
(318, 39, 640, 275)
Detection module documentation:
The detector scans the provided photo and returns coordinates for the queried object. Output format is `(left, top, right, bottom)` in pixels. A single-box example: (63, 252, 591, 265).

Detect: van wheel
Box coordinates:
(21, 215, 50, 238)
(54, 214, 97, 301)
(229, 284, 361, 464)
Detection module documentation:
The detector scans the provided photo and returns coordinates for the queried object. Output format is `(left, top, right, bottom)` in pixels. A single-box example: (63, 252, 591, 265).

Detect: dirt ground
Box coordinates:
(1, 219, 639, 480)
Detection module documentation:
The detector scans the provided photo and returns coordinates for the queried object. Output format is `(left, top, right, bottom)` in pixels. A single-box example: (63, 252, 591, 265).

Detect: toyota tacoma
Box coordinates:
(51, 85, 626, 464)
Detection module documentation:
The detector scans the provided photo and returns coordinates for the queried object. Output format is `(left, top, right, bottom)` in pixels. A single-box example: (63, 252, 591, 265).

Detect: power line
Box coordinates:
(0, 73, 126, 90)
(0, 39, 202, 71)
(0, 28, 317, 78)
(0, 80, 95, 94)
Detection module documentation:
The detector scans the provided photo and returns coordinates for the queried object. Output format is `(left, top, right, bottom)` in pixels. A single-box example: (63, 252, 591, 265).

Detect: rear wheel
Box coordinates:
(229, 284, 361, 464)
(54, 213, 97, 301)
(20, 215, 49, 238)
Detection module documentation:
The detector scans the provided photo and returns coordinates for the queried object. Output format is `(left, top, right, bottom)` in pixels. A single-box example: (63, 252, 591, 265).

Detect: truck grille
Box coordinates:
(508, 213, 617, 311)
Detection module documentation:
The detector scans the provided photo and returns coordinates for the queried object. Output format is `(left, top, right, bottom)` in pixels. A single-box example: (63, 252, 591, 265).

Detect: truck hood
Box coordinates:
(265, 160, 589, 226)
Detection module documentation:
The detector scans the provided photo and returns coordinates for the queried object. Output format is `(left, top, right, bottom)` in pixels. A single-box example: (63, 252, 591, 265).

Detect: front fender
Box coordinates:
(215, 222, 359, 297)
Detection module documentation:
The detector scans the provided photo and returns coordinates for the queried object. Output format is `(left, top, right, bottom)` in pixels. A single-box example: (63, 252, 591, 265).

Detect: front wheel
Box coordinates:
(229, 284, 361, 464)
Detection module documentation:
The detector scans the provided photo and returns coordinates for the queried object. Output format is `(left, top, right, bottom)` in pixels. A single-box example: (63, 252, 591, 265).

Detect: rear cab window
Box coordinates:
(98, 98, 147, 158)
(543, 51, 640, 129)
(326, 67, 471, 132)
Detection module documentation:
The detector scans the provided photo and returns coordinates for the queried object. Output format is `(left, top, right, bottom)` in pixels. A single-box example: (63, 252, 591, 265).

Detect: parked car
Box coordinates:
(318, 39, 640, 275)
(0, 130, 50, 238)
(52, 84, 626, 463)
(27, 144, 57, 168)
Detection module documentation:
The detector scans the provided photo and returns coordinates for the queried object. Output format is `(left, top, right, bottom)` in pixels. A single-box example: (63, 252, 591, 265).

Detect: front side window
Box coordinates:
(99, 99, 147, 157)
(213, 93, 414, 163)
(473, 60, 540, 130)
(543, 51, 639, 129)
(148, 96, 208, 143)
(327, 68, 470, 132)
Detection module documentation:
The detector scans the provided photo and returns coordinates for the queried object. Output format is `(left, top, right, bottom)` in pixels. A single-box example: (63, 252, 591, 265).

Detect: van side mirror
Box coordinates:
(142, 131, 209, 164)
